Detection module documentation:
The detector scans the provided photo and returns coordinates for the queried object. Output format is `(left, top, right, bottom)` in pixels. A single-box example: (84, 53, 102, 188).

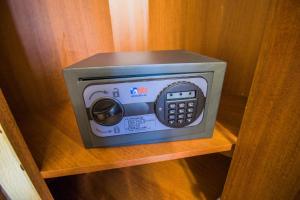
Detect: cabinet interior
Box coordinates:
(0, 0, 272, 199)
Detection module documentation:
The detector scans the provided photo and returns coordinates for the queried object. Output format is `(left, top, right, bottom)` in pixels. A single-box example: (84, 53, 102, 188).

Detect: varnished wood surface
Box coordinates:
(16, 95, 244, 179)
(0, 0, 271, 118)
(217, 94, 247, 136)
(149, 0, 272, 97)
(222, 0, 300, 199)
(47, 154, 231, 200)
(0, 90, 53, 199)
(0, 0, 114, 114)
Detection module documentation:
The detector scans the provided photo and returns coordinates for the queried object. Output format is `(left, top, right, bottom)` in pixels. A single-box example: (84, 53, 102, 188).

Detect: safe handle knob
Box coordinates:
(91, 98, 123, 126)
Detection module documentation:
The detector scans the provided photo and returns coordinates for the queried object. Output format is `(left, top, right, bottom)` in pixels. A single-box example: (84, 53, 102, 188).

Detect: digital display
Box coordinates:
(166, 91, 196, 100)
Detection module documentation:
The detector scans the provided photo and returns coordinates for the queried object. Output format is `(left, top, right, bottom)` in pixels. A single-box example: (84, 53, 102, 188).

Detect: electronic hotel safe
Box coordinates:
(63, 50, 226, 147)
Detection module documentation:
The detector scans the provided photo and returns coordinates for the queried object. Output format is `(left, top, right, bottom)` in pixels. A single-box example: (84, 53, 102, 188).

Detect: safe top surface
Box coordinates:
(65, 50, 222, 69)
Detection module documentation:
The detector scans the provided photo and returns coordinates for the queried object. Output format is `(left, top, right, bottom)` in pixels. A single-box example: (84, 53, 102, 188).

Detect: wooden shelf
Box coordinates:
(47, 154, 231, 200)
(17, 95, 246, 179)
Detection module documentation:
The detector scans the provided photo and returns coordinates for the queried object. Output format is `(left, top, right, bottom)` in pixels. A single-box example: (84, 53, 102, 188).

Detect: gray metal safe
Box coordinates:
(63, 50, 226, 148)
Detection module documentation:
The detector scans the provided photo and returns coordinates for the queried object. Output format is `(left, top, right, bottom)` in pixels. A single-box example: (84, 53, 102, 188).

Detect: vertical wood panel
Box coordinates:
(184, 0, 226, 54)
(215, 0, 272, 96)
(1, 0, 271, 115)
(0, 0, 114, 113)
(148, 0, 186, 50)
(109, 0, 148, 51)
(148, 0, 271, 97)
(183, 0, 271, 96)
(0, 0, 35, 113)
(222, 0, 300, 199)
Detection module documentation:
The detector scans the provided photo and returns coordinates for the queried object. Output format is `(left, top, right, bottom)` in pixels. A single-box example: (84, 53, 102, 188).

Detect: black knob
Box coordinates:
(91, 98, 123, 126)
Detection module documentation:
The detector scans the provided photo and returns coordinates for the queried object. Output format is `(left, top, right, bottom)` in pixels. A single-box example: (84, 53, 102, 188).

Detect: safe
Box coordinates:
(63, 50, 226, 147)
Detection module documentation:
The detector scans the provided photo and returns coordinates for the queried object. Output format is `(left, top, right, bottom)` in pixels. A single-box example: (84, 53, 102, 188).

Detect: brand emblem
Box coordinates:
(130, 87, 148, 97)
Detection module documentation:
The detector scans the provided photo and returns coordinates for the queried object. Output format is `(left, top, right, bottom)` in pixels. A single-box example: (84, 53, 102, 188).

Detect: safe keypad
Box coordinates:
(166, 100, 197, 127)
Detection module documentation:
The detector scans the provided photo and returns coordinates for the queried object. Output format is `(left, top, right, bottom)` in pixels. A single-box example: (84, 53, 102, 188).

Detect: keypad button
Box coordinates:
(178, 103, 185, 108)
(187, 113, 193, 118)
(186, 118, 193, 123)
(187, 108, 194, 113)
(169, 115, 175, 120)
(169, 120, 175, 125)
(178, 109, 185, 113)
(169, 104, 176, 109)
(188, 102, 195, 107)
(169, 109, 176, 114)
(178, 114, 184, 119)
(178, 119, 184, 124)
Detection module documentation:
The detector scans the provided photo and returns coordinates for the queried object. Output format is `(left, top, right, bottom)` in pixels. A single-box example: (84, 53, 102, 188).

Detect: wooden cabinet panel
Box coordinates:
(0, 0, 299, 198)
(148, 0, 271, 97)
(222, 0, 300, 199)
(47, 154, 231, 200)
(0, 0, 114, 113)
(1, 0, 271, 116)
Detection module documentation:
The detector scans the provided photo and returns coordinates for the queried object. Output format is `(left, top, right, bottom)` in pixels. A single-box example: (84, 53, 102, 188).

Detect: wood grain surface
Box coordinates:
(0, 0, 114, 114)
(2, 0, 295, 198)
(16, 95, 244, 179)
(149, 0, 272, 97)
(0, 0, 271, 118)
(0, 90, 53, 199)
(47, 154, 231, 200)
(222, 0, 300, 199)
